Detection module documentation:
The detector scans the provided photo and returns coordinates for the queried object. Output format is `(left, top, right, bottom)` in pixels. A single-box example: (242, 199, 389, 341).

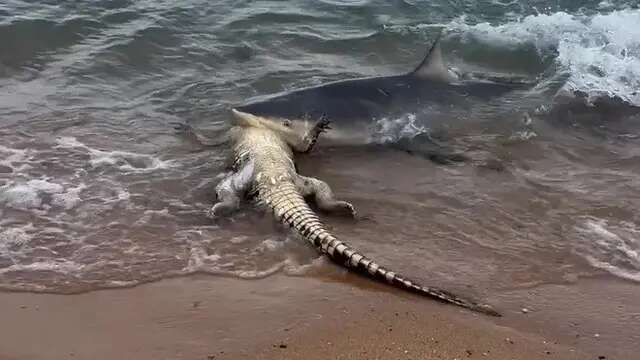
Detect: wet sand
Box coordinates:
(1, 273, 637, 360)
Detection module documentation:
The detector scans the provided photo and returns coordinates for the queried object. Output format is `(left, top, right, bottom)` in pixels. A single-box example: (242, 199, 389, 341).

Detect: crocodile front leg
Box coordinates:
(297, 175, 357, 217)
(296, 115, 331, 153)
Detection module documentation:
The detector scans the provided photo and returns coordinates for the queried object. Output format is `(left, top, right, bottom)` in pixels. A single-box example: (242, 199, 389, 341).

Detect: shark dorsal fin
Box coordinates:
(411, 32, 450, 82)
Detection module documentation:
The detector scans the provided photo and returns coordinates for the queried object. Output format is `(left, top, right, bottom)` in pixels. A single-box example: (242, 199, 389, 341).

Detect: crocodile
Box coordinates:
(179, 109, 500, 316)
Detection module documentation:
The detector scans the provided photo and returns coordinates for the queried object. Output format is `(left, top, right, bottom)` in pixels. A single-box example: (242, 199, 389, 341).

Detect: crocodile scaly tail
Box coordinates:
(259, 181, 500, 317)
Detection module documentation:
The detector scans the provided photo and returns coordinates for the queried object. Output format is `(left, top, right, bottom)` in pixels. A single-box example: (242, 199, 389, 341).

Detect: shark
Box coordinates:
(234, 33, 530, 151)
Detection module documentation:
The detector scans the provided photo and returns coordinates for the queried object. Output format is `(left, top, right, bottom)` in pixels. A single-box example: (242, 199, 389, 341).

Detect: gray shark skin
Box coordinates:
(235, 34, 529, 145)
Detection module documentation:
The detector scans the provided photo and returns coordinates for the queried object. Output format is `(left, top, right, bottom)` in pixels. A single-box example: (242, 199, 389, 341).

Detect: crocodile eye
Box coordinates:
(282, 119, 292, 127)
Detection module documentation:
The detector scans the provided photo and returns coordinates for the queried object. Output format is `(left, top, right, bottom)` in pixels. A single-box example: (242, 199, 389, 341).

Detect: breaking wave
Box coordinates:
(575, 217, 640, 282)
(446, 8, 640, 106)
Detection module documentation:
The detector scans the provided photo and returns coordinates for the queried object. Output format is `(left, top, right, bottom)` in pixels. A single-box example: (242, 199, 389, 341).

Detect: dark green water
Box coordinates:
(0, 0, 639, 299)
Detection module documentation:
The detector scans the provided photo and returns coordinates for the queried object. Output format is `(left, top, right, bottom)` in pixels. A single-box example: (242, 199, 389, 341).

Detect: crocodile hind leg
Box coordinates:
(297, 175, 357, 217)
(208, 177, 241, 217)
(208, 160, 254, 218)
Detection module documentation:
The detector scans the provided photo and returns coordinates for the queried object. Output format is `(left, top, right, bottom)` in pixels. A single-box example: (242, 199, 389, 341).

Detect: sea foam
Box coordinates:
(447, 9, 640, 106)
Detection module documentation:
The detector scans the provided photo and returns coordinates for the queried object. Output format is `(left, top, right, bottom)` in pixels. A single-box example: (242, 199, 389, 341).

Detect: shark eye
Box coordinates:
(282, 119, 292, 127)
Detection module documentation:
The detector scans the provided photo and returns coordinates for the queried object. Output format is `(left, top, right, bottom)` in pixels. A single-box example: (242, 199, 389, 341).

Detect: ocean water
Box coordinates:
(0, 0, 639, 293)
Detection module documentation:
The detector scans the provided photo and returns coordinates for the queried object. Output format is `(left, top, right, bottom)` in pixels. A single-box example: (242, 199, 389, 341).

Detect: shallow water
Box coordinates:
(1, 0, 639, 294)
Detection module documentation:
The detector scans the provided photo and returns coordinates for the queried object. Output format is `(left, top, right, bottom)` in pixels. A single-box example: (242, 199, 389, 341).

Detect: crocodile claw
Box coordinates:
(315, 115, 331, 132)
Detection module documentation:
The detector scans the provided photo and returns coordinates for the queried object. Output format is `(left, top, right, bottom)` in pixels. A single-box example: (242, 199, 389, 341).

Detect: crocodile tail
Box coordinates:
(261, 182, 501, 317)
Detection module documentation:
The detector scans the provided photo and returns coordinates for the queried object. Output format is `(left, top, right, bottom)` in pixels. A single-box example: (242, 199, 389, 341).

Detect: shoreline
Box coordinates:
(1, 273, 636, 360)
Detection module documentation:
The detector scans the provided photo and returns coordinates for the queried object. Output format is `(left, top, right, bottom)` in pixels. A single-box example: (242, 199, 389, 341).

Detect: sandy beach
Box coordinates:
(1, 273, 637, 360)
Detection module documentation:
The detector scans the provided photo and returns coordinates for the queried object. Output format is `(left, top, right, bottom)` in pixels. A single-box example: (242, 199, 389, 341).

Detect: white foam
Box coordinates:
(0, 145, 31, 172)
(116, 188, 131, 201)
(283, 256, 329, 276)
(55, 136, 174, 173)
(446, 9, 640, 106)
(54, 136, 86, 148)
(508, 129, 538, 142)
(254, 238, 284, 253)
(175, 228, 295, 280)
(598, 1, 615, 10)
(185, 239, 222, 271)
(584, 255, 640, 282)
(0, 224, 35, 250)
(233, 262, 286, 279)
(0, 184, 43, 209)
(0, 259, 86, 275)
(89, 149, 173, 172)
(103, 280, 140, 288)
(230, 236, 248, 244)
(0, 179, 84, 210)
(133, 208, 171, 226)
(373, 113, 428, 142)
(25, 179, 64, 194)
(51, 183, 86, 210)
(183, 239, 288, 280)
(575, 217, 640, 281)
